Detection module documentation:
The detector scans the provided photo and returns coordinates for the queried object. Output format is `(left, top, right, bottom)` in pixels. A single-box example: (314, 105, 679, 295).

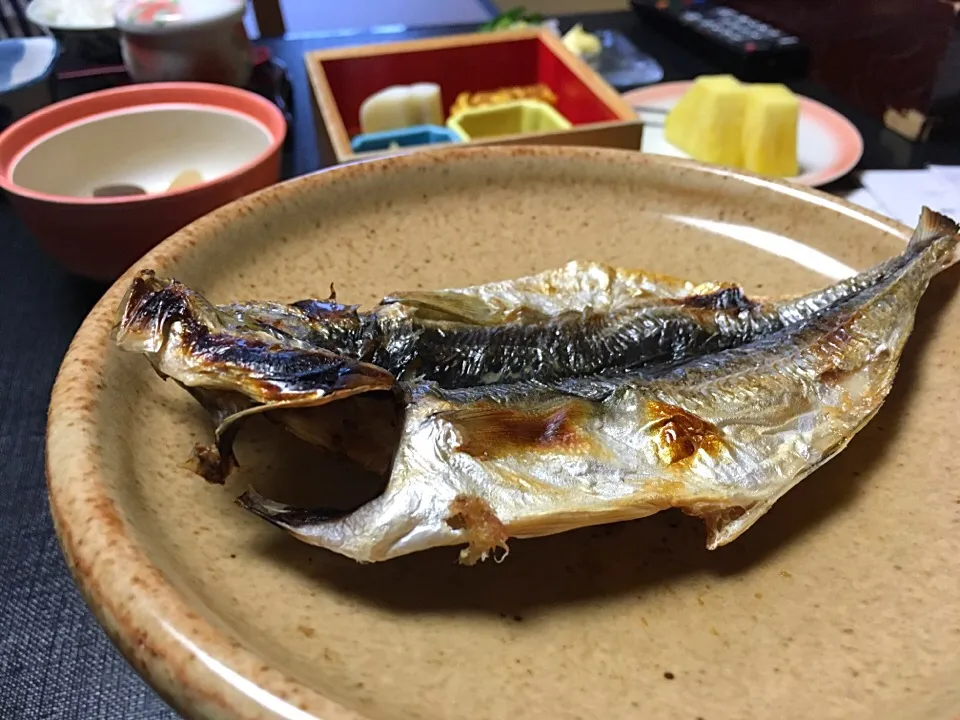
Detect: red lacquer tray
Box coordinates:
(306, 29, 643, 163)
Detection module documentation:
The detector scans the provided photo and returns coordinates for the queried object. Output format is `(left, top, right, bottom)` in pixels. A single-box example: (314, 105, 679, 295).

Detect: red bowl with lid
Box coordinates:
(0, 82, 286, 281)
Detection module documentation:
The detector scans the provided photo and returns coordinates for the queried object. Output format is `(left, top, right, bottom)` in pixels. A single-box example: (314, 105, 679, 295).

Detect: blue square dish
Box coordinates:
(350, 124, 463, 154)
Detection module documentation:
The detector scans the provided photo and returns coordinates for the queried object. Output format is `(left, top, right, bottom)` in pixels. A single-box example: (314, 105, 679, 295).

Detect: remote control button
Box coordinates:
(680, 11, 702, 22)
(777, 36, 800, 45)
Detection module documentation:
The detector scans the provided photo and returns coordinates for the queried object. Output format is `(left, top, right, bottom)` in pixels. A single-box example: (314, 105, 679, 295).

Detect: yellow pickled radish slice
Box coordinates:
(664, 75, 746, 169)
(742, 84, 800, 177)
(168, 169, 204, 192)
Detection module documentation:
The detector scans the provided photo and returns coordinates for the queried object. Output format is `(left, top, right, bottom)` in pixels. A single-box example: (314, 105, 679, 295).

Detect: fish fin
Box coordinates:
(689, 505, 753, 550)
(383, 261, 703, 324)
(268, 393, 404, 476)
(177, 375, 399, 484)
(207, 385, 402, 482)
(213, 383, 397, 431)
(237, 488, 350, 528)
(909, 207, 959, 249)
(676, 282, 759, 311)
(382, 290, 532, 325)
(908, 207, 960, 271)
(176, 386, 252, 483)
(699, 439, 857, 549)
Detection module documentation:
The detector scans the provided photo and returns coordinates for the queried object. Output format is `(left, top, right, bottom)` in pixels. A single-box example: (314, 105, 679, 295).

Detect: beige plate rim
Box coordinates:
(44, 145, 911, 720)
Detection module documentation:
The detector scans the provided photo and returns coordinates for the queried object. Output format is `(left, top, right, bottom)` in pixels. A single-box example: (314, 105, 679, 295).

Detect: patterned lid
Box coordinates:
(114, 0, 246, 33)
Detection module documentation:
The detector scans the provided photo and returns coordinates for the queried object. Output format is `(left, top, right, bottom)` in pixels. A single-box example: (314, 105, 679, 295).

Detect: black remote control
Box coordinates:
(630, 0, 809, 82)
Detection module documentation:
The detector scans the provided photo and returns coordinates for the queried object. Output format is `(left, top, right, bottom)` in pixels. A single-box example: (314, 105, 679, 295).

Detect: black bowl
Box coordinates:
(49, 27, 123, 65)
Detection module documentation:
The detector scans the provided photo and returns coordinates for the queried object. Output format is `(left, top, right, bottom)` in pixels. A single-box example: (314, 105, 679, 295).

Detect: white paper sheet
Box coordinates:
(927, 164, 960, 193)
(840, 187, 890, 216)
(859, 168, 960, 227)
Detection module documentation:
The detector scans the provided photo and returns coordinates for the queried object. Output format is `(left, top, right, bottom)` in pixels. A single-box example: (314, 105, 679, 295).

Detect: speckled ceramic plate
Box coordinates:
(47, 146, 960, 720)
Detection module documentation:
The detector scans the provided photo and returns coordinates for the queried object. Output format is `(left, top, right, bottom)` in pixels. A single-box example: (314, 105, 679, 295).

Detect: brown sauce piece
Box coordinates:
(676, 284, 758, 311)
(443, 400, 595, 460)
(647, 400, 725, 465)
(446, 495, 509, 565)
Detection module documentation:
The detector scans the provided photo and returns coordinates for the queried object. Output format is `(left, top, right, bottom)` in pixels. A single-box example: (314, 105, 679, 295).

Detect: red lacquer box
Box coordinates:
(305, 29, 643, 164)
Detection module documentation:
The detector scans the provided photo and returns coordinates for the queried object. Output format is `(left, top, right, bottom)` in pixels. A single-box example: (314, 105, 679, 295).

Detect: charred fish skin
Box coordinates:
(237, 208, 959, 564)
(388, 297, 785, 388)
(370, 226, 960, 387)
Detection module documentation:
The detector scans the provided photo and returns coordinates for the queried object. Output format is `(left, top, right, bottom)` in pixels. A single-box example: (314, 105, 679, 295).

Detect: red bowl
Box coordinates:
(0, 82, 287, 281)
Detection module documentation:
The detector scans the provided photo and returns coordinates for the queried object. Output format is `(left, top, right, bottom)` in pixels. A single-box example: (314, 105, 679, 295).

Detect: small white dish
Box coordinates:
(25, 0, 121, 64)
(0, 36, 59, 128)
(623, 81, 864, 187)
(25, 0, 117, 30)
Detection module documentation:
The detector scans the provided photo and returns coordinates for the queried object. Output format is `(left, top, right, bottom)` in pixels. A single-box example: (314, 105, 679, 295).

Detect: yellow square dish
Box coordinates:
(447, 100, 571, 141)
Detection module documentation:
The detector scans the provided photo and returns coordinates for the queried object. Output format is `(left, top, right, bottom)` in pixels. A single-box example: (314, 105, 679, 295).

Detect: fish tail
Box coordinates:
(908, 207, 960, 269)
(237, 487, 350, 527)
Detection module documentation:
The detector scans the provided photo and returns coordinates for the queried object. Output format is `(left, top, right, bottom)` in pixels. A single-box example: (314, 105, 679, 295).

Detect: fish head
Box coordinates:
(113, 269, 224, 354)
(114, 270, 407, 484)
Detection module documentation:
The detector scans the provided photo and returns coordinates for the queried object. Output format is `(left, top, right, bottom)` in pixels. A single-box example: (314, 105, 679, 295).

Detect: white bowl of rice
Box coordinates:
(26, 0, 122, 64)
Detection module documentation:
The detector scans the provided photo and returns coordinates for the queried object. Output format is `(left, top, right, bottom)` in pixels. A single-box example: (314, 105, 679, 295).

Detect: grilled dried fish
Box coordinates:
(114, 265, 728, 481)
(114, 208, 959, 563)
(239, 208, 959, 562)
(119, 234, 938, 397)
(111, 261, 833, 481)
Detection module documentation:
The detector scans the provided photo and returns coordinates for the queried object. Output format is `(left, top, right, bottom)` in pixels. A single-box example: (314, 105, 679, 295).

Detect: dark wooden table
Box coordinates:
(0, 10, 956, 720)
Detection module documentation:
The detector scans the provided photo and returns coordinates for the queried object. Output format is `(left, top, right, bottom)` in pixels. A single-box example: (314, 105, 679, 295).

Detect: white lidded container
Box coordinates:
(113, 0, 252, 86)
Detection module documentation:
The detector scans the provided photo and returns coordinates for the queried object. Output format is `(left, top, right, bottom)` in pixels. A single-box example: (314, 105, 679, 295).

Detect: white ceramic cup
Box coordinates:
(114, 0, 253, 87)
